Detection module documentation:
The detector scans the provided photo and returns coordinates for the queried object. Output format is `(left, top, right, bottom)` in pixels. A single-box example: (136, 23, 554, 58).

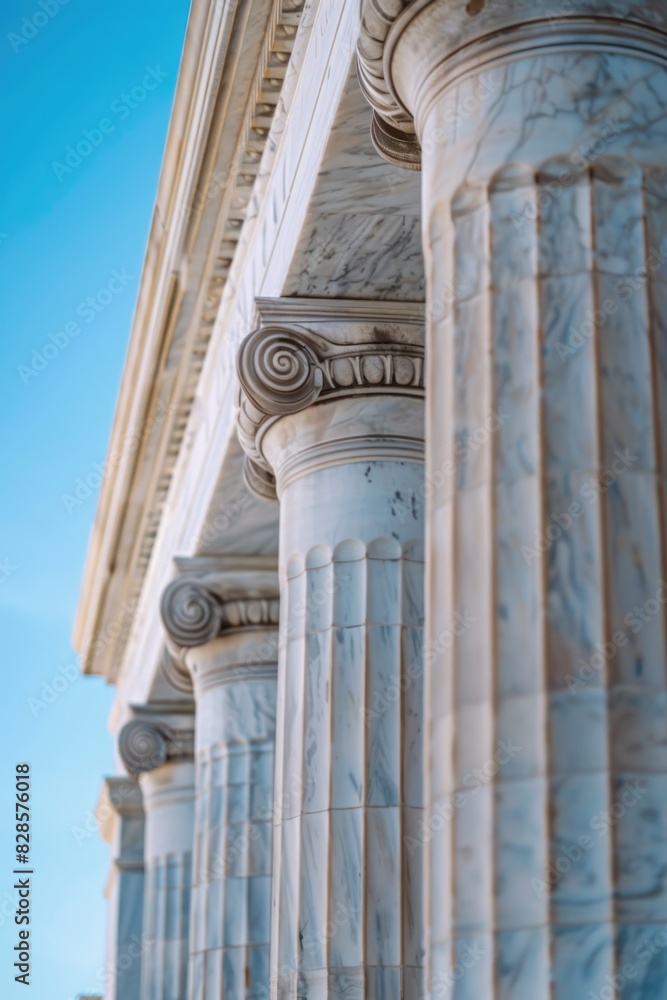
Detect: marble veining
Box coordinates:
(422, 45, 667, 1000)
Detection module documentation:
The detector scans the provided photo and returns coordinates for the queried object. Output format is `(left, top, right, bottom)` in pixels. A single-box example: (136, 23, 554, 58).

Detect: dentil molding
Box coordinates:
(73, 0, 309, 685)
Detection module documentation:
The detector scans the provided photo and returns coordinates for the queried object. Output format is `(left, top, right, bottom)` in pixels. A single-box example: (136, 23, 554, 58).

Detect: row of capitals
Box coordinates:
(119, 561, 280, 775)
(117, 301, 424, 776)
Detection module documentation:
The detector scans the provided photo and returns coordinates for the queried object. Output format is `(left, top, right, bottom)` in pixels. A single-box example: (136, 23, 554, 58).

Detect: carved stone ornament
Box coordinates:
(118, 718, 194, 775)
(236, 323, 425, 497)
(160, 578, 223, 649)
(356, 0, 420, 169)
(357, 1, 667, 170)
(160, 645, 193, 695)
(160, 575, 280, 651)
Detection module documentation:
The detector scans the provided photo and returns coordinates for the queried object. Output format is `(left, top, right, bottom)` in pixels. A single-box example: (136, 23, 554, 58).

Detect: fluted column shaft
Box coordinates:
(119, 717, 195, 1000)
(360, 3, 667, 997)
(236, 302, 426, 1000)
(160, 563, 280, 1000)
(139, 762, 195, 1000)
(97, 777, 145, 1000)
(186, 629, 278, 1000)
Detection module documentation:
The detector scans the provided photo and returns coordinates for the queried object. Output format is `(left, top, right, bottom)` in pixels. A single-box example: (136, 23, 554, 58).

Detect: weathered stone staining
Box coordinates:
(73, 1, 667, 998)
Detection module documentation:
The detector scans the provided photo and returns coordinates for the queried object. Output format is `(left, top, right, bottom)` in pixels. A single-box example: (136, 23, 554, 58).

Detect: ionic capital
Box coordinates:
(160, 579, 279, 650)
(357, 0, 667, 168)
(161, 578, 279, 649)
(159, 558, 280, 673)
(236, 298, 424, 498)
(357, 0, 418, 169)
(118, 709, 194, 776)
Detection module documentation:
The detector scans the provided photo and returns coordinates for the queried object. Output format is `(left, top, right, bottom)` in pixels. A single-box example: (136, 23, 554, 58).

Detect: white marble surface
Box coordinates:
(140, 762, 195, 1000)
(98, 778, 145, 1000)
(360, 4, 667, 996)
(283, 69, 423, 301)
(75, 0, 667, 996)
(262, 392, 426, 999)
(79, 0, 378, 719)
(186, 628, 277, 1000)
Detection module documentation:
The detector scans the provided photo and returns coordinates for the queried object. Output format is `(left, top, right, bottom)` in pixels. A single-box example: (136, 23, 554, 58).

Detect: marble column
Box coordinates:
(358, 4, 667, 997)
(97, 777, 145, 1000)
(236, 298, 426, 1000)
(119, 710, 195, 1000)
(160, 560, 279, 1000)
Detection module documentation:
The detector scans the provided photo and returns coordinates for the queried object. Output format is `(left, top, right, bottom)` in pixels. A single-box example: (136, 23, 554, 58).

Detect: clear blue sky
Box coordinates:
(0, 1, 191, 996)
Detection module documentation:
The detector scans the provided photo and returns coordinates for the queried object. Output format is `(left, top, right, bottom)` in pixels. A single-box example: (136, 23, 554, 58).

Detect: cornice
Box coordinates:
(73, 0, 307, 684)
